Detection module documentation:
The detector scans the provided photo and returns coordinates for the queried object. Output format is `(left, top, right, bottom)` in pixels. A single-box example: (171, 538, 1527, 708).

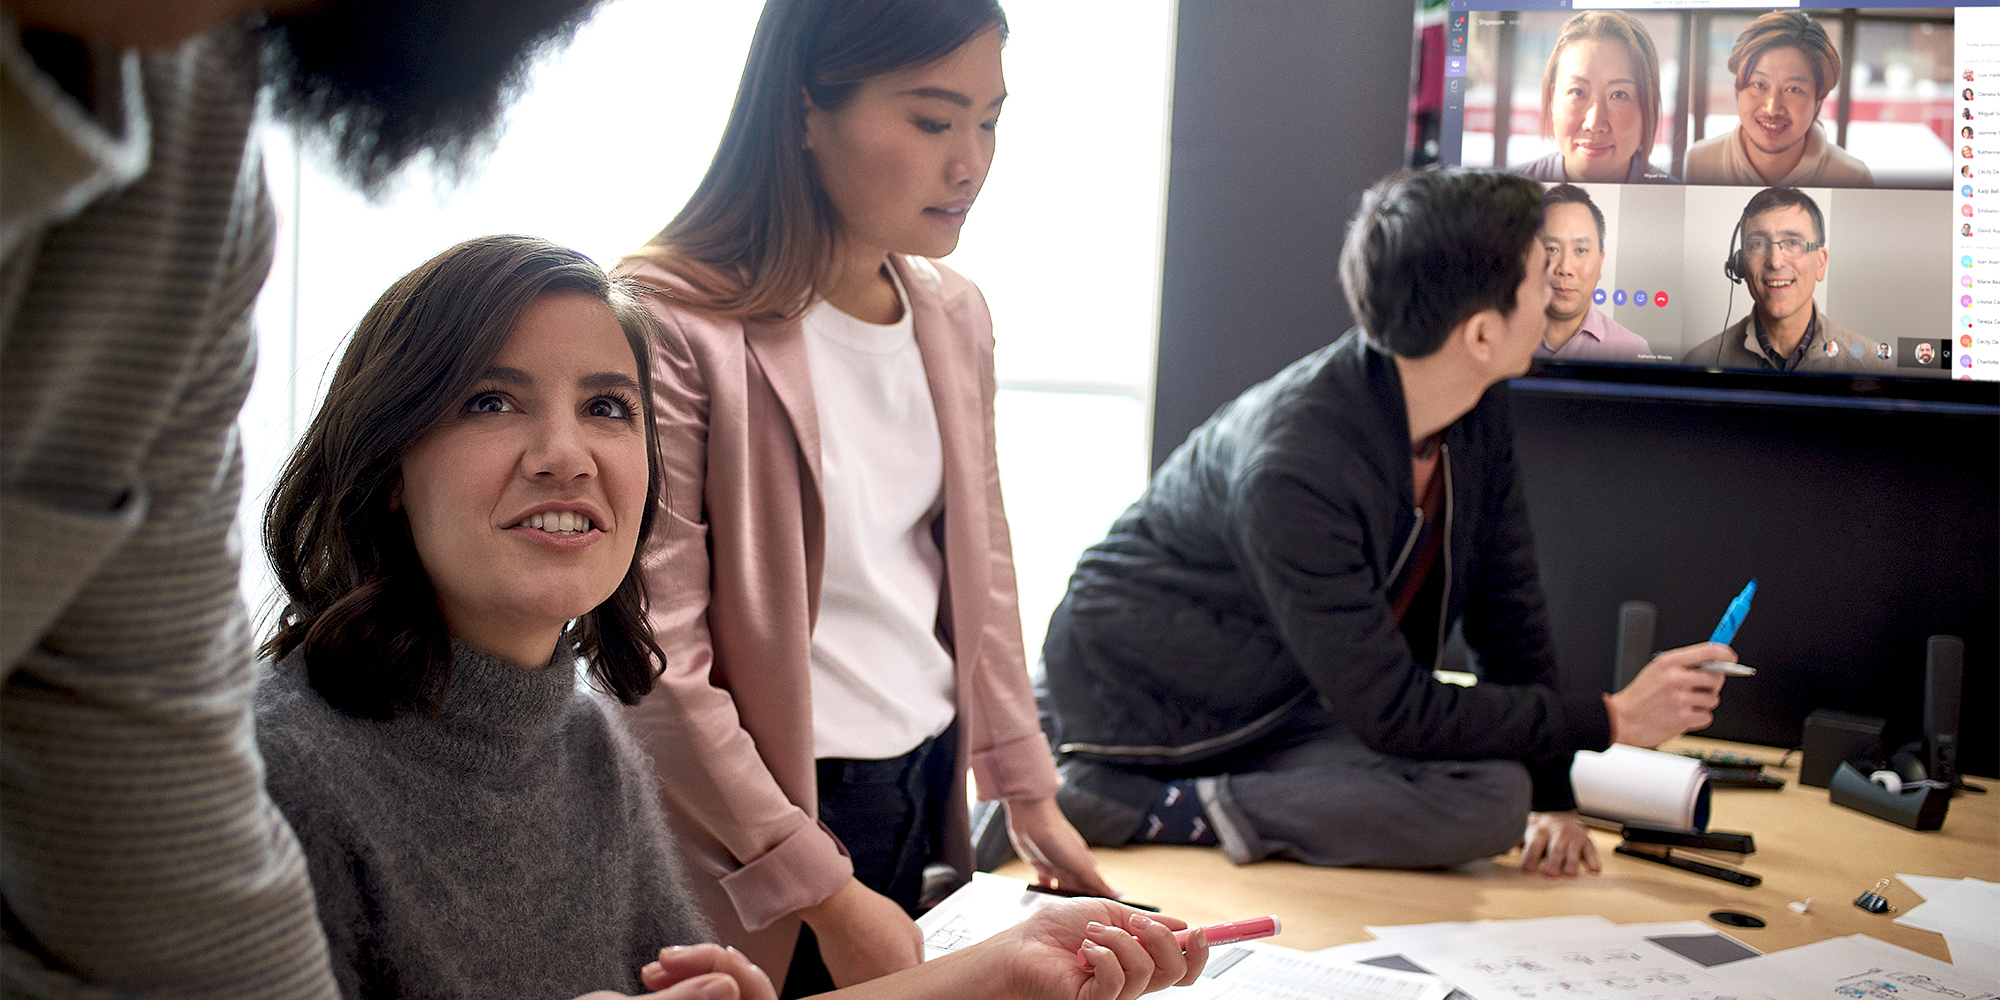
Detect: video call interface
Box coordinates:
(1412, 1, 2000, 383)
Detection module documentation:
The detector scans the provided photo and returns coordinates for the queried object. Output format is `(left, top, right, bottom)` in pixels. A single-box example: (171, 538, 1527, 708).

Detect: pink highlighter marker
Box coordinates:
(1077, 915, 1281, 967)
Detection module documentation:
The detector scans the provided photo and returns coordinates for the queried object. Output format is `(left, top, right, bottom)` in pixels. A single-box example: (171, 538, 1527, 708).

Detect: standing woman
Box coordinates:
(618, 0, 1111, 994)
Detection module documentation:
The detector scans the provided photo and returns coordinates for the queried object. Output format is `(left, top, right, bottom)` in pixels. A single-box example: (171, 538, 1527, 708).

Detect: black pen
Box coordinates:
(1024, 883, 1159, 912)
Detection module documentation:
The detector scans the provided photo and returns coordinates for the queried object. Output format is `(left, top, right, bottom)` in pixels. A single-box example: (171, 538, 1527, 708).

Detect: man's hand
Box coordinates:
(796, 877, 923, 988)
(1007, 796, 1120, 898)
(631, 943, 776, 1000)
(1604, 642, 1731, 748)
(1519, 810, 1601, 877)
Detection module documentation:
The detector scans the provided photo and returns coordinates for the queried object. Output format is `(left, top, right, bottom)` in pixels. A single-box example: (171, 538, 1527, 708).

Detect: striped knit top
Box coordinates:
(1, 19, 340, 999)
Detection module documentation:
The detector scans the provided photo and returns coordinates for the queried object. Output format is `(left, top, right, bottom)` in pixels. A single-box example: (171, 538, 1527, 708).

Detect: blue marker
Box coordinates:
(1703, 580, 1758, 676)
(1710, 579, 1756, 643)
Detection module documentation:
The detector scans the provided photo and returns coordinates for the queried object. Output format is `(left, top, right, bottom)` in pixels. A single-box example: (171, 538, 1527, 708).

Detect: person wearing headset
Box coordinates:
(1684, 187, 1891, 372)
(1684, 11, 1873, 188)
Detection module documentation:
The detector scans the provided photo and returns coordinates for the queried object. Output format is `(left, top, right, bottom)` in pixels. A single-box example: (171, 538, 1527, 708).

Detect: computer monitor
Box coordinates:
(1411, 1, 2000, 410)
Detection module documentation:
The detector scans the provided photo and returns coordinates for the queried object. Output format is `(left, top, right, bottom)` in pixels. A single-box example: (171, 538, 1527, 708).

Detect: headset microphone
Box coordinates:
(1722, 211, 1747, 285)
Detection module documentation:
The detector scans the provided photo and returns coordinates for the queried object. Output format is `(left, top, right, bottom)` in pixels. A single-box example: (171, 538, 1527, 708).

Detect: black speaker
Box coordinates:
(1614, 600, 1656, 692)
(1801, 709, 1886, 789)
(1926, 635, 1964, 792)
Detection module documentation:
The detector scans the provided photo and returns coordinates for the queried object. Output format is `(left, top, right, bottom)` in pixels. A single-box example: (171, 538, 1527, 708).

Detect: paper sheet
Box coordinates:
(1895, 872, 1965, 902)
(1894, 877, 2000, 938)
(1720, 933, 2000, 1000)
(1357, 915, 1618, 949)
(1368, 917, 1776, 1000)
(1893, 876, 2000, 984)
(1173, 941, 1452, 1000)
(913, 872, 1065, 960)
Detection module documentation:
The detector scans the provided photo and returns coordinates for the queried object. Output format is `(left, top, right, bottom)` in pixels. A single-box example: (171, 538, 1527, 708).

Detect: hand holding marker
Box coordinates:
(1077, 915, 1280, 967)
(1703, 580, 1757, 677)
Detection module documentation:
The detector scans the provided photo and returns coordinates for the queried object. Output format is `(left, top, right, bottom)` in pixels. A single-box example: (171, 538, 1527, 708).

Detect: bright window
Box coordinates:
(243, 0, 1175, 664)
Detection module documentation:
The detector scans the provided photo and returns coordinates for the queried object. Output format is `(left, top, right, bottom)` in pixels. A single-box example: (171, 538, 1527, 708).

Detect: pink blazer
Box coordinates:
(619, 254, 1059, 978)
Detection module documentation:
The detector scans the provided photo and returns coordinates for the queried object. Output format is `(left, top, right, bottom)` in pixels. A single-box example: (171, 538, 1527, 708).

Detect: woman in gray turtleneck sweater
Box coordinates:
(255, 236, 1206, 1000)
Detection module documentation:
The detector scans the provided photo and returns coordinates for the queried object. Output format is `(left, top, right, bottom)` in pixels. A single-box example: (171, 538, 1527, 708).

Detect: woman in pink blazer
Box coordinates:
(618, 0, 1111, 994)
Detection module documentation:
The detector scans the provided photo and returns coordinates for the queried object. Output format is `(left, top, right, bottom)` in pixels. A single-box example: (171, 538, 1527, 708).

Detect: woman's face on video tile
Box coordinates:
(804, 25, 1006, 261)
(1552, 37, 1645, 183)
(396, 292, 648, 659)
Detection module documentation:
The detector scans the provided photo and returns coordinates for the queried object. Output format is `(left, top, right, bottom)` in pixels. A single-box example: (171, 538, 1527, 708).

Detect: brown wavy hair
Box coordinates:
(263, 235, 666, 718)
(621, 0, 1006, 320)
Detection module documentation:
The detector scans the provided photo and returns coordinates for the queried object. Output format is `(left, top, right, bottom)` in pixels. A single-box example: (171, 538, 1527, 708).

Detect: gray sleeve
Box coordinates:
(252, 687, 372, 1000)
(0, 38, 338, 1000)
(598, 696, 713, 954)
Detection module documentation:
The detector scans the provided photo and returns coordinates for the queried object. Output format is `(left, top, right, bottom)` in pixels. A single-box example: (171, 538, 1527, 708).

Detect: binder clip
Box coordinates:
(1853, 879, 1896, 914)
(1613, 823, 1761, 887)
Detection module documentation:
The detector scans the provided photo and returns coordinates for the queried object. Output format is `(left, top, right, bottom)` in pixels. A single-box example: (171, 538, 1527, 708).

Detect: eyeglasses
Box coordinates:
(1743, 237, 1821, 260)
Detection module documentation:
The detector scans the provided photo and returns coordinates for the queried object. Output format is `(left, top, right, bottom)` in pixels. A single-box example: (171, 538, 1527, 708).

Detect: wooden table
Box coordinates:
(996, 738, 1998, 962)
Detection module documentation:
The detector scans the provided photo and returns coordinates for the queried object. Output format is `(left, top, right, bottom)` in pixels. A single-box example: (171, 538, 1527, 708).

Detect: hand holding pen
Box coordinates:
(1605, 642, 1734, 748)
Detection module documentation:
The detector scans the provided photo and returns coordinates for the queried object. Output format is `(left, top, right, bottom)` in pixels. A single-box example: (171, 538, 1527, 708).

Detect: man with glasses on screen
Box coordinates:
(1683, 11, 1873, 188)
(1042, 168, 1732, 878)
(1685, 187, 1892, 373)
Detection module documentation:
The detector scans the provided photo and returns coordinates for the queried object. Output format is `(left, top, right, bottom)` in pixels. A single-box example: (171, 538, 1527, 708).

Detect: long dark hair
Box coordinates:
(622, 0, 1006, 320)
(263, 235, 666, 718)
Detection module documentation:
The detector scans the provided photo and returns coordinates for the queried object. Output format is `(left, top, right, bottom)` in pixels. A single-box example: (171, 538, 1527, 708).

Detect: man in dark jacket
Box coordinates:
(1043, 168, 1732, 876)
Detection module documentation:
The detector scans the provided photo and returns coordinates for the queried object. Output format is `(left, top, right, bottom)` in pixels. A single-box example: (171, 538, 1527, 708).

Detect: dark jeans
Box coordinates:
(780, 721, 957, 999)
(1061, 699, 1531, 870)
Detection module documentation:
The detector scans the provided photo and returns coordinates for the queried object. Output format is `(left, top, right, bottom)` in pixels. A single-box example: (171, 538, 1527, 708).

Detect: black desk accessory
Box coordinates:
(1675, 749, 1787, 790)
(1828, 761, 1950, 830)
(1614, 600, 1656, 691)
(1800, 710, 1886, 789)
(1854, 879, 1897, 914)
(1615, 822, 1761, 887)
(1926, 635, 1963, 794)
(1704, 765, 1786, 790)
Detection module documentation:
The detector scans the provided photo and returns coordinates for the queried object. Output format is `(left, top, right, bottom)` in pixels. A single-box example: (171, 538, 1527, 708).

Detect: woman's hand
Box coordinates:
(1001, 900, 1208, 1000)
(797, 877, 924, 987)
(1006, 796, 1119, 898)
(622, 943, 776, 1000)
(1518, 810, 1601, 877)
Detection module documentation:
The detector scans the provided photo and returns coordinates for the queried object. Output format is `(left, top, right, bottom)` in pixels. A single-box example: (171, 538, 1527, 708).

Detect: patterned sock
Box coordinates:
(1132, 779, 1218, 846)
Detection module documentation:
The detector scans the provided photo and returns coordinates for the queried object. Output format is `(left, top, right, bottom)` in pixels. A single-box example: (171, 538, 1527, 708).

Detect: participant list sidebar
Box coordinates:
(1960, 7, 2000, 381)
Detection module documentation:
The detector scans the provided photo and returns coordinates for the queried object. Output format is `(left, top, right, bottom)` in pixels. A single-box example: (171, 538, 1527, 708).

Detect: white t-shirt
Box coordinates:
(801, 272, 957, 760)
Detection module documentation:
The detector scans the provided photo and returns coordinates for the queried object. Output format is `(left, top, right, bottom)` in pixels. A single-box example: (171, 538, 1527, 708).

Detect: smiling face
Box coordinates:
(395, 291, 649, 665)
(1742, 203, 1828, 326)
(1552, 38, 1645, 182)
(1737, 45, 1822, 159)
(804, 25, 1006, 263)
(1540, 201, 1604, 324)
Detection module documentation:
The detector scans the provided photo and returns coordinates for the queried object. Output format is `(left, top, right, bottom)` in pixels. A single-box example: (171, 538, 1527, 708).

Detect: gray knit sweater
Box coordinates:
(255, 642, 709, 1000)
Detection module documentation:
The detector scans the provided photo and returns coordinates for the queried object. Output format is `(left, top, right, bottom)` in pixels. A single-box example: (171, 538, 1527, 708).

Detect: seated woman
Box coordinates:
(255, 234, 1204, 1000)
